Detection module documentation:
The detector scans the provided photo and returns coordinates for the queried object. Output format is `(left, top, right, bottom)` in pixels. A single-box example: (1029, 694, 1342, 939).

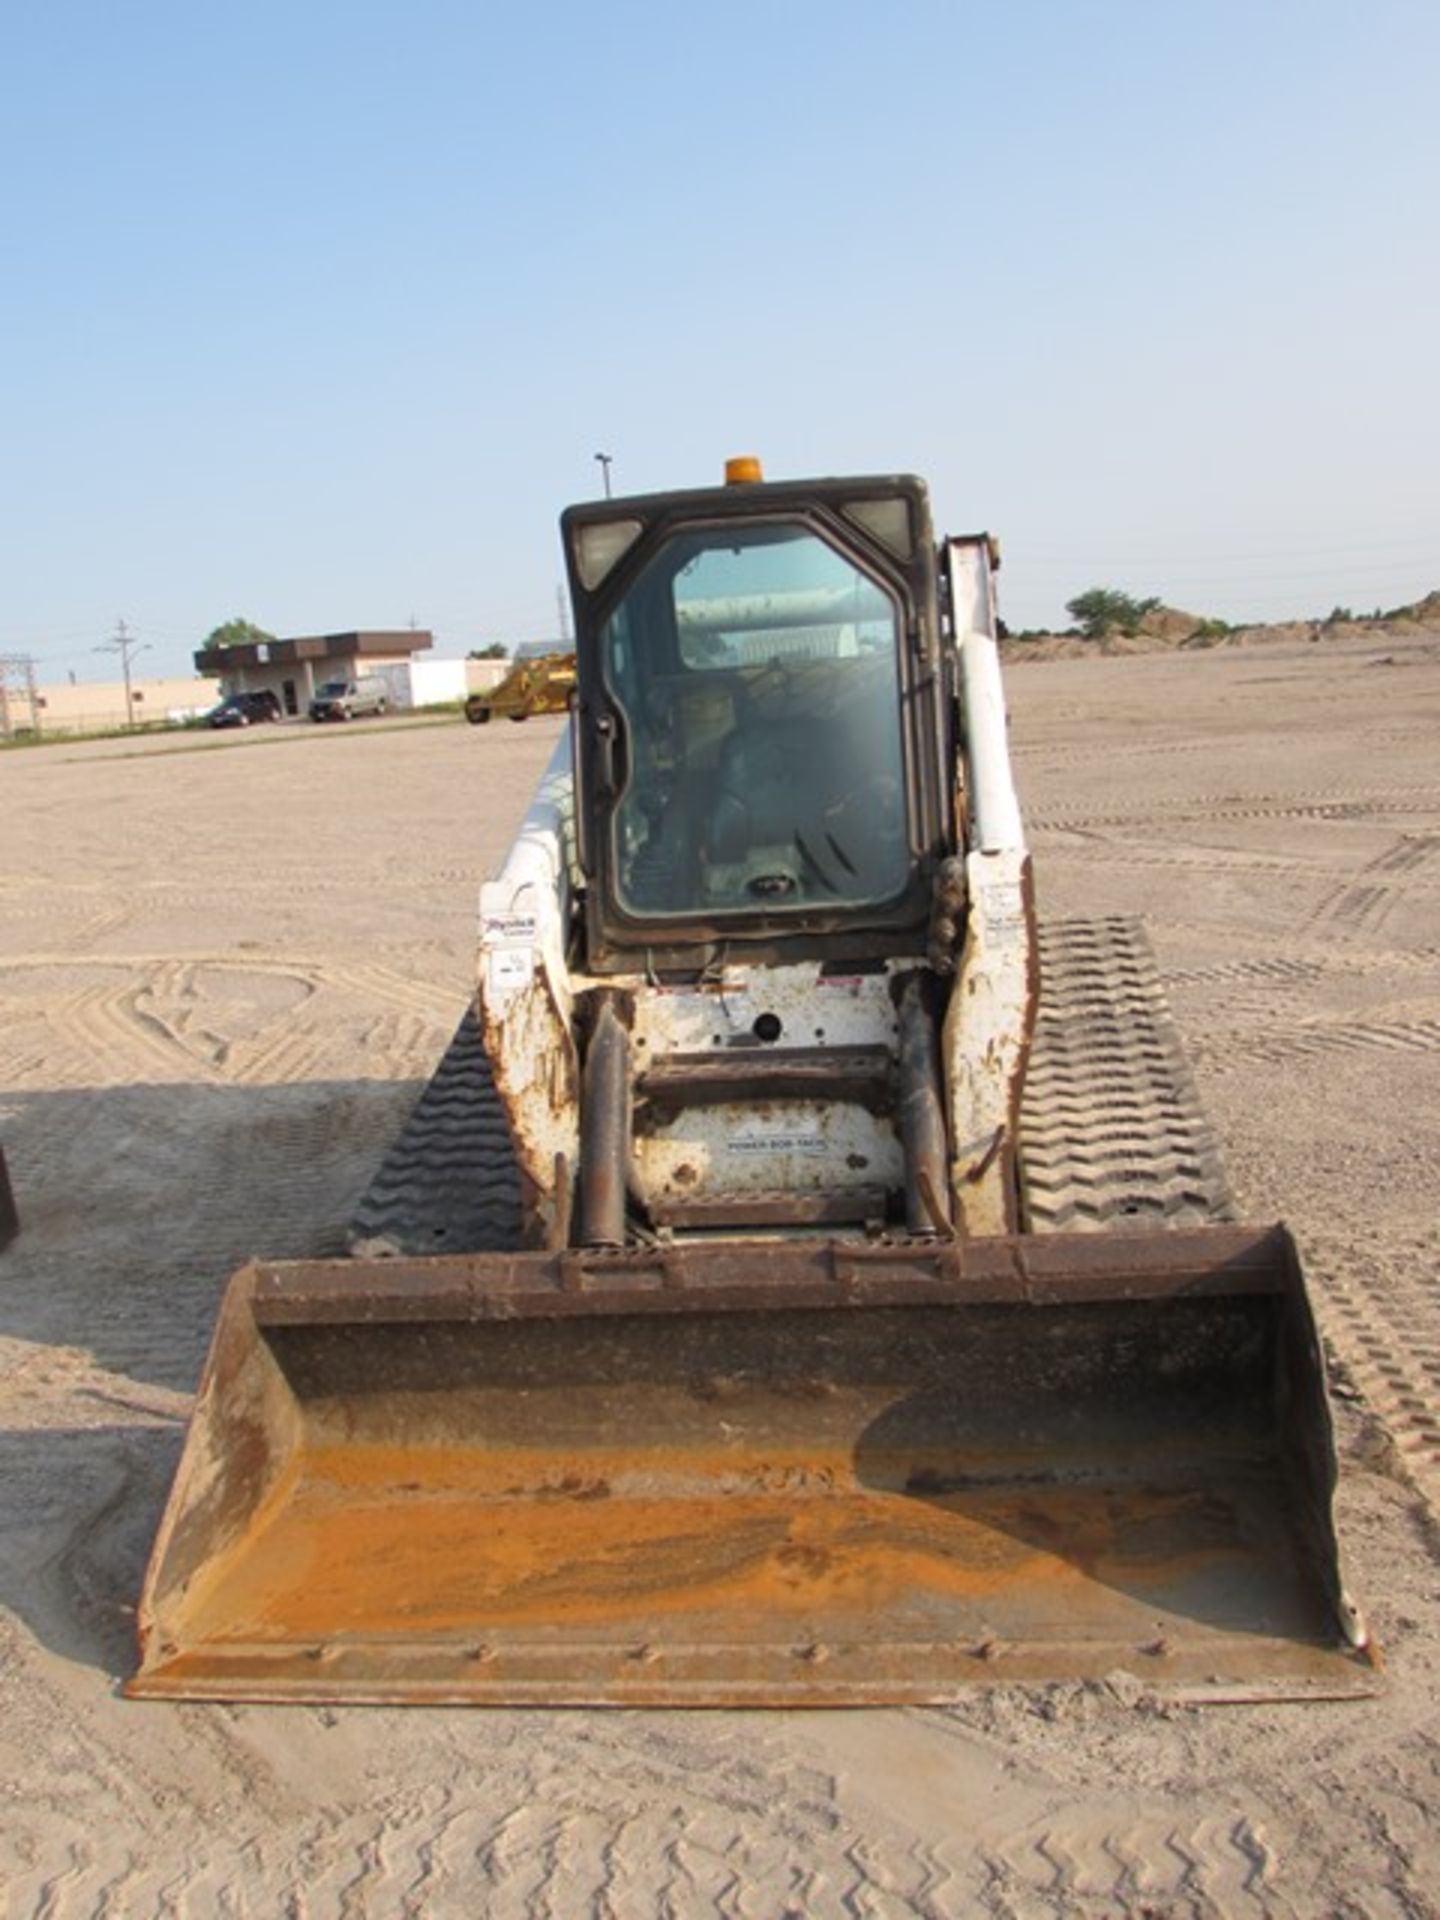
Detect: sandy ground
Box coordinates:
(2, 637, 1438, 1918)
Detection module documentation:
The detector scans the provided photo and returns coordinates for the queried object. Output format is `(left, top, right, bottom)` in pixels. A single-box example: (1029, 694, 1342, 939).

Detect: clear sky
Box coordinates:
(3, 0, 1437, 681)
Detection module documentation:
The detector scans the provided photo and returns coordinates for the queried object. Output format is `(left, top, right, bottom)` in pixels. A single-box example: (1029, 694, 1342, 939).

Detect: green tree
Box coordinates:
(204, 617, 277, 650)
(1064, 587, 1162, 640)
(468, 642, 509, 659)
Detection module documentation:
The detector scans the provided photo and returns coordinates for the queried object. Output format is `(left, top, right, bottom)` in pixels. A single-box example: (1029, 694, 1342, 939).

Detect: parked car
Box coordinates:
(207, 690, 283, 728)
(309, 675, 389, 722)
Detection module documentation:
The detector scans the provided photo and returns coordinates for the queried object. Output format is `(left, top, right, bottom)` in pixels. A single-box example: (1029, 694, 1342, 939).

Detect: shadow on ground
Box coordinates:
(0, 1422, 181, 1680)
(0, 1078, 422, 1393)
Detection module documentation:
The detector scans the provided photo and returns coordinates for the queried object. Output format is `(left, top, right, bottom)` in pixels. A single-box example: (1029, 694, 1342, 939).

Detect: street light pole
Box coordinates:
(593, 452, 613, 499)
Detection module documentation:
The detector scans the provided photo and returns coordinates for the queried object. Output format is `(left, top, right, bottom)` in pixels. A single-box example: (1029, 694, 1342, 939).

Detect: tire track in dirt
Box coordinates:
(1024, 785, 1440, 834)
(11, 954, 457, 1090)
(224, 1024, 333, 1088)
(1189, 1009, 1440, 1072)
(966, 1808, 1296, 1917)
(329, 960, 470, 1021)
(1164, 953, 1331, 988)
(1305, 1229, 1440, 1513)
(1022, 842, 1333, 892)
(58, 900, 140, 949)
(3, 1747, 949, 1919)
(8, 950, 325, 980)
(0, 895, 138, 942)
(1354, 724, 1440, 748)
(1301, 832, 1440, 947)
(3, 1638, 1434, 1918)
(128, 958, 237, 1075)
(232, 992, 449, 1088)
(9, 952, 460, 1019)
(16, 956, 326, 1086)
(1153, 926, 1440, 983)
(66, 967, 207, 1082)
(1015, 735, 1230, 767)
(0, 1049, 52, 1086)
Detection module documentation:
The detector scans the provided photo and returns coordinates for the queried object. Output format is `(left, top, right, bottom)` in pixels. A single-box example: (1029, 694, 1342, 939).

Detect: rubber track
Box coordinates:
(1020, 916, 1237, 1232)
(346, 1007, 525, 1256)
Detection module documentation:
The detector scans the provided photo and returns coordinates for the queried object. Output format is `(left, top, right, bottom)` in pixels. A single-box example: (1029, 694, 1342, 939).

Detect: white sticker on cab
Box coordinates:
(484, 912, 539, 944)
(488, 948, 535, 992)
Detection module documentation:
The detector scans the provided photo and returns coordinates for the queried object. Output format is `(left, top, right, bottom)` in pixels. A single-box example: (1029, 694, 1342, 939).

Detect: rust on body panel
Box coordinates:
(246, 1224, 1301, 1322)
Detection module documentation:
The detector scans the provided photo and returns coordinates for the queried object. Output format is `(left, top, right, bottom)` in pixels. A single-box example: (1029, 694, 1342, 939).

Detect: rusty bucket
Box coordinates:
(129, 1225, 1373, 1706)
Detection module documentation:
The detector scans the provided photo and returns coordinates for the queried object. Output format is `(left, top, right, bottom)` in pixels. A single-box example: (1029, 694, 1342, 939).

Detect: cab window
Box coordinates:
(599, 525, 910, 918)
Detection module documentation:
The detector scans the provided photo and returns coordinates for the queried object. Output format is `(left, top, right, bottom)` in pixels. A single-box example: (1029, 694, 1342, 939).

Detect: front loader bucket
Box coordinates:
(130, 1226, 1373, 1706)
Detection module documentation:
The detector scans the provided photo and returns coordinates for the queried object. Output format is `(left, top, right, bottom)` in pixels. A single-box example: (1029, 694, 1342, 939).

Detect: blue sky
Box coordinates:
(3, 0, 1437, 681)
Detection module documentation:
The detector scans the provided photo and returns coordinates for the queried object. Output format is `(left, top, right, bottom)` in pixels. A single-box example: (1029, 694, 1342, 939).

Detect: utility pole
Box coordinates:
(556, 585, 571, 644)
(0, 654, 40, 739)
(95, 619, 150, 730)
(593, 452, 613, 499)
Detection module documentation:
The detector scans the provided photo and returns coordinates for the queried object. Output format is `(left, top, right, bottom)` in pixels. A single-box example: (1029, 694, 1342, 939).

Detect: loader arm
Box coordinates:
(941, 534, 1035, 1235)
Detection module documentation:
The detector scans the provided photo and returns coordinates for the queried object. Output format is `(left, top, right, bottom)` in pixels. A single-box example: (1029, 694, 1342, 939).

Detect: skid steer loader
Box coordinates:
(130, 463, 1373, 1706)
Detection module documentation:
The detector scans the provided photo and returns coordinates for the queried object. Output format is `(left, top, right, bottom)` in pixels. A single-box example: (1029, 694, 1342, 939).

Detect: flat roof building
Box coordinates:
(193, 630, 433, 717)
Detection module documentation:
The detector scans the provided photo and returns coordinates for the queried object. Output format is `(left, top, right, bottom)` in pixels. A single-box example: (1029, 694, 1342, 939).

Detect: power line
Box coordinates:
(0, 654, 40, 739)
(93, 619, 151, 730)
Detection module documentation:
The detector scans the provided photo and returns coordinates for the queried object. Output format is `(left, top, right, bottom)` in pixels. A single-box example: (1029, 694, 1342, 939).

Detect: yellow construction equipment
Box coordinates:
(464, 649, 575, 725)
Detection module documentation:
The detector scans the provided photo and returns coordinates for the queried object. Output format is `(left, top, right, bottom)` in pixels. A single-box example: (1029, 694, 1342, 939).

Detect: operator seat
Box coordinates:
(709, 717, 825, 862)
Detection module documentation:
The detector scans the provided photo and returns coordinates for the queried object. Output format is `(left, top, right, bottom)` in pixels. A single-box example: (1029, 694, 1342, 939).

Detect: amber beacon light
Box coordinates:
(724, 455, 764, 485)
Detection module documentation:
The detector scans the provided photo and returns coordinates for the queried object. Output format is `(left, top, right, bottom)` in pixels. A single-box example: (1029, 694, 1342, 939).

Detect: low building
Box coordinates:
(193, 630, 434, 717)
(27, 675, 221, 737)
(374, 656, 468, 710)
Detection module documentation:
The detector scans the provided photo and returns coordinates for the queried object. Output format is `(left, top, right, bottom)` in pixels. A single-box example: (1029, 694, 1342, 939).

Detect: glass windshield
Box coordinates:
(601, 523, 910, 919)
(316, 681, 349, 697)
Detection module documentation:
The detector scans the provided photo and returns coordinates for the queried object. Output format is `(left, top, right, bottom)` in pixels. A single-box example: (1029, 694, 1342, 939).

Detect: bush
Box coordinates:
(204, 617, 276, 650)
(1064, 587, 1162, 641)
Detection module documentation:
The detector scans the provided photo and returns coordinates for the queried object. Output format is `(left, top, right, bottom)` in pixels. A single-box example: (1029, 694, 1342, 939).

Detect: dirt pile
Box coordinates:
(1005, 593, 1440, 662)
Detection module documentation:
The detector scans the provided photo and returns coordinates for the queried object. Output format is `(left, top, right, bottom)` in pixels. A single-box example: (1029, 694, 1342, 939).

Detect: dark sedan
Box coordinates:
(207, 691, 283, 728)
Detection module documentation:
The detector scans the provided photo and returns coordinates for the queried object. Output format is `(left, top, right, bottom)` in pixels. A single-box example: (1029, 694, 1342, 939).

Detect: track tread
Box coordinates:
(1021, 916, 1237, 1232)
(346, 1007, 525, 1256)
